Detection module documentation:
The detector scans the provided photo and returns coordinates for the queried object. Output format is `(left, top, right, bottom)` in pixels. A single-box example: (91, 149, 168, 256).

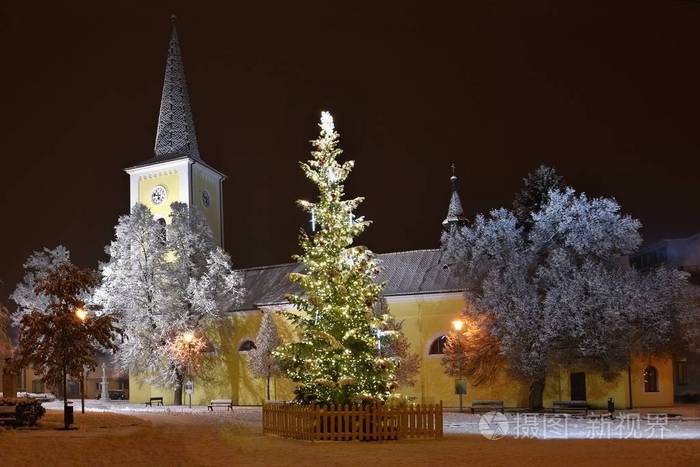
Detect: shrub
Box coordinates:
(0, 397, 46, 426)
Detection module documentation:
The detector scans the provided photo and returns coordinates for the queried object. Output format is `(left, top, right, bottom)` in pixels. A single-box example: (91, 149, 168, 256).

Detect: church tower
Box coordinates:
(442, 164, 468, 232)
(125, 16, 225, 246)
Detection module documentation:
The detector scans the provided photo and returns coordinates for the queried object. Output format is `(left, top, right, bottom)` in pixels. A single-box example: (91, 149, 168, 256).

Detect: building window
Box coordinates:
(643, 366, 659, 392)
(429, 335, 448, 355)
(676, 360, 688, 386)
(238, 340, 256, 352)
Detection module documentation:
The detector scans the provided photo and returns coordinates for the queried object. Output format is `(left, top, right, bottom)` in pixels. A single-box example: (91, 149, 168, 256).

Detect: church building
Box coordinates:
(126, 20, 675, 410)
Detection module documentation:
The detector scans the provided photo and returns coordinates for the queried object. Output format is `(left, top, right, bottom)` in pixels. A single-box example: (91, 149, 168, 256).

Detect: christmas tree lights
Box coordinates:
(275, 111, 397, 406)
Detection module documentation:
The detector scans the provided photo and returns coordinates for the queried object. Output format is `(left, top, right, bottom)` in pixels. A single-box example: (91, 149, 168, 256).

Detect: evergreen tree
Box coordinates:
(512, 165, 565, 230)
(248, 311, 282, 400)
(276, 111, 397, 406)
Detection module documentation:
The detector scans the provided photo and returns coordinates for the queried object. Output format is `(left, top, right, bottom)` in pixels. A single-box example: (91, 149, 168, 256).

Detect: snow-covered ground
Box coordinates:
(443, 409, 700, 439)
(43, 400, 700, 440)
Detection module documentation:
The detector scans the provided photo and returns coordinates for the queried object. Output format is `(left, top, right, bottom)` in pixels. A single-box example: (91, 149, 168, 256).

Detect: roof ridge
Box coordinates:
(236, 249, 441, 273)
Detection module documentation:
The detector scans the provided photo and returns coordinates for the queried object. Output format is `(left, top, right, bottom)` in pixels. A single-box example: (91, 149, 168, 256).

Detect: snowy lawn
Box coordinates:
(0, 403, 698, 466)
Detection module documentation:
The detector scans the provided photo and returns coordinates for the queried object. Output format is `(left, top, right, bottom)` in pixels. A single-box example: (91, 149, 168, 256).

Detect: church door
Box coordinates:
(570, 372, 586, 401)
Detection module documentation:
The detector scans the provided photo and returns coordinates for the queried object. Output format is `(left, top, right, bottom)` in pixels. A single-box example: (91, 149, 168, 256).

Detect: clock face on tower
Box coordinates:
(151, 185, 167, 205)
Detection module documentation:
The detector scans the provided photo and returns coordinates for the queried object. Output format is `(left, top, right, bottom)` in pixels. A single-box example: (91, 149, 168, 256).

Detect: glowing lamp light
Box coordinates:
(183, 332, 194, 344)
(451, 319, 464, 332)
(75, 308, 88, 322)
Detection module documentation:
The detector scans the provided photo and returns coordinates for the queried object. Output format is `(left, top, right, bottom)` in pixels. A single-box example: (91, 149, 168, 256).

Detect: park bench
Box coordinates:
(0, 405, 17, 424)
(470, 400, 504, 414)
(208, 399, 233, 411)
(145, 397, 164, 407)
(552, 400, 589, 415)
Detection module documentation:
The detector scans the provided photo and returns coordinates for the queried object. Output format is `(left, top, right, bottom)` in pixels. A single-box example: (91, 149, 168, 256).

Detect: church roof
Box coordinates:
(153, 17, 201, 160)
(231, 249, 464, 311)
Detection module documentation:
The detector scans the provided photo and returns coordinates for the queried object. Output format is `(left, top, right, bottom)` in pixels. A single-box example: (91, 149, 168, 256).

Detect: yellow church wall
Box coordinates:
(542, 367, 629, 410)
(191, 168, 222, 246)
(630, 354, 674, 407)
(137, 171, 181, 221)
(128, 293, 675, 409)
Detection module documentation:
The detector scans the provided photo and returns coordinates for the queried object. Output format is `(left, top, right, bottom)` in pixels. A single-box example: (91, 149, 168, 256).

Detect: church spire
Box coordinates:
(442, 163, 468, 231)
(154, 15, 201, 160)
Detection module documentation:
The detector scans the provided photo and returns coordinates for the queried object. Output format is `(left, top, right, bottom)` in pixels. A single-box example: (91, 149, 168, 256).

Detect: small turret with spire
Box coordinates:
(442, 163, 468, 232)
(154, 14, 201, 160)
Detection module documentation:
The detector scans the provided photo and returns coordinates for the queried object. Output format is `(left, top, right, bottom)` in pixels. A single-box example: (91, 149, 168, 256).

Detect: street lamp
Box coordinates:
(75, 308, 88, 414)
(75, 307, 88, 322)
(451, 318, 466, 412)
(182, 331, 195, 409)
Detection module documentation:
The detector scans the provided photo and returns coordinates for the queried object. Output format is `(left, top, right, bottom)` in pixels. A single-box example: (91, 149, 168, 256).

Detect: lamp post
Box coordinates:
(183, 332, 194, 409)
(452, 318, 466, 412)
(75, 308, 88, 414)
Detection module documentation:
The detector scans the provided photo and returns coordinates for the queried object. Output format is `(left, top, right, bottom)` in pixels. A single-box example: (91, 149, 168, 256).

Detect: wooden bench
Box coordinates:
(208, 399, 233, 411)
(0, 405, 17, 424)
(552, 400, 589, 415)
(145, 397, 164, 407)
(471, 400, 504, 414)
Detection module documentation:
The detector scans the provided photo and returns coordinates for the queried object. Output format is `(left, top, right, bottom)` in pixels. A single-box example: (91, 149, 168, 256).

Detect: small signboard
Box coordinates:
(455, 378, 467, 395)
(185, 380, 194, 395)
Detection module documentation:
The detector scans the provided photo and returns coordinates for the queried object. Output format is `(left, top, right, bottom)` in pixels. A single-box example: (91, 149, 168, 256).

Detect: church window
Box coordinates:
(238, 340, 256, 352)
(643, 366, 659, 392)
(429, 335, 448, 355)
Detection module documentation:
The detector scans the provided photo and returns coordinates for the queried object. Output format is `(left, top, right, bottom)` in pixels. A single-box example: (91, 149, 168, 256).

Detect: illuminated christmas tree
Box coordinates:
(276, 111, 397, 406)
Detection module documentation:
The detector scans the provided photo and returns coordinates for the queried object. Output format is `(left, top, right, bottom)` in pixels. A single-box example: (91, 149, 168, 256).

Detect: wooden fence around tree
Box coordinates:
(262, 401, 443, 441)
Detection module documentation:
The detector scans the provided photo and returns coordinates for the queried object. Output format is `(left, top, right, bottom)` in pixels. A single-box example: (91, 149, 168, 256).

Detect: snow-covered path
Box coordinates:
(44, 400, 700, 440)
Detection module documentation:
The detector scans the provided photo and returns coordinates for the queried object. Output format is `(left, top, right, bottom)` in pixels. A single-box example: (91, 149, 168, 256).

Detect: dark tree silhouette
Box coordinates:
(14, 263, 119, 429)
(512, 165, 566, 230)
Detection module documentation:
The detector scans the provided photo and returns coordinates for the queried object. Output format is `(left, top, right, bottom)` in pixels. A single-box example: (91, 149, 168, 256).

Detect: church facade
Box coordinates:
(126, 21, 675, 410)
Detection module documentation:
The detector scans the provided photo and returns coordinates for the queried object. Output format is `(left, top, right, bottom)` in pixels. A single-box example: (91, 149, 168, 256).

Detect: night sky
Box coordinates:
(1, 1, 699, 301)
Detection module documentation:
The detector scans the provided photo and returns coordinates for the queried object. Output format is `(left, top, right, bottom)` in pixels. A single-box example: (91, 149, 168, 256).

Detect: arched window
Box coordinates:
(238, 340, 256, 352)
(643, 366, 658, 392)
(429, 335, 448, 355)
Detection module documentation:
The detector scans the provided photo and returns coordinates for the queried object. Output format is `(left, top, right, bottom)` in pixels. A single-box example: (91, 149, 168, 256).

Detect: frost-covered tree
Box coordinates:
(9, 246, 71, 326)
(374, 297, 420, 387)
(95, 202, 244, 404)
(275, 111, 397, 406)
(442, 182, 698, 409)
(248, 311, 282, 400)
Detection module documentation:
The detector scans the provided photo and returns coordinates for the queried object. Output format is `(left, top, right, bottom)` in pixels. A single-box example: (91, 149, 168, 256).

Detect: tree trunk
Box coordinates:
(173, 373, 184, 406)
(528, 376, 546, 411)
(266, 375, 271, 401)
